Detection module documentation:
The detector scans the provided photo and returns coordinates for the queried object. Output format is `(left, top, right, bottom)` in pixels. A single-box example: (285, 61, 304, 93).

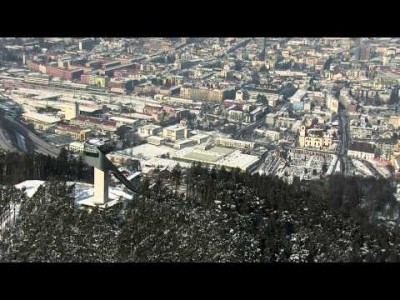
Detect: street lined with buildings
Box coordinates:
(1, 37, 400, 205)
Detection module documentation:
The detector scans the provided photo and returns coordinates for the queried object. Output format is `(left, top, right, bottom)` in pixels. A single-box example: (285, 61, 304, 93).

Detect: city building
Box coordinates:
(80, 74, 109, 87)
(46, 65, 84, 81)
(228, 110, 243, 122)
(276, 117, 296, 129)
(289, 89, 307, 103)
(22, 112, 62, 131)
(214, 137, 255, 150)
(55, 124, 91, 141)
(350, 126, 374, 139)
(171, 145, 260, 172)
(265, 113, 276, 127)
(299, 125, 332, 149)
(109, 116, 141, 128)
(147, 136, 166, 146)
(326, 96, 339, 114)
(348, 142, 375, 160)
(162, 124, 189, 141)
(78, 38, 96, 51)
(174, 139, 196, 150)
(69, 141, 85, 153)
(64, 102, 80, 121)
(24, 73, 50, 85)
(138, 124, 162, 137)
(189, 134, 211, 144)
(180, 86, 224, 102)
(70, 115, 117, 133)
(375, 139, 398, 160)
(265, 130, 280, 141)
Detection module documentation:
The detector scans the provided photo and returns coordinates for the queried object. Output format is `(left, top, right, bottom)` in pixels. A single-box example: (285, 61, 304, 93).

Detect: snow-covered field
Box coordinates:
(14, 180, 133, 204)
(351, 159, 373, 177)
(326, 155, 339, 176)
(366, 160, 392, 179)
(14, 180, 45, 197)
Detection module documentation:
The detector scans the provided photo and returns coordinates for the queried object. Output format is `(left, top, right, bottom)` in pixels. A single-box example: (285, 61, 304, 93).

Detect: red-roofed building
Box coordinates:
(46, 65, 84, 81)
(70, 115, 117, 132)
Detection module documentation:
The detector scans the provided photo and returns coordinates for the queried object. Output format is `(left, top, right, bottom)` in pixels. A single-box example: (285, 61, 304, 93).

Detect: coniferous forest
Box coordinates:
(1, 150, 400, 262)
(0, 149, 93, 185)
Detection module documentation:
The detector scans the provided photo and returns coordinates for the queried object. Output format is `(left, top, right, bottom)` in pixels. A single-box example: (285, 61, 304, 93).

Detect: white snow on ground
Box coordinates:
(1, 180, 134, 238)
(14, 180, 133, 204)
(0, 213, 12, 239)
(366, 160, 391, 179)
(334, 158, 341, 174)
(73, 182, 94, 202)
(351, 159, 373, 177)
(14, 180, 45, 197)
(76, 184, 133, 208)
(326, 155, 338, 175)
(0, 203, 21, 239)
(15, 132, 27, 152)
(375, 166, 391, 178)
(115, 144, 176, 160)
(140, 158, 191, 174)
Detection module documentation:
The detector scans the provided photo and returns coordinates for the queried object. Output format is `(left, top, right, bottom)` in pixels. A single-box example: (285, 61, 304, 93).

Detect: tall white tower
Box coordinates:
(84, 145, 109, 205)
(83, 144, 138, 207)
(93, 168, 108, 205)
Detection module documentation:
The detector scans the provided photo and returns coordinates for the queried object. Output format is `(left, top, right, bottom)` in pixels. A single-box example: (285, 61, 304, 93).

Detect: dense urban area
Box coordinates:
(1, 37, 400, 262)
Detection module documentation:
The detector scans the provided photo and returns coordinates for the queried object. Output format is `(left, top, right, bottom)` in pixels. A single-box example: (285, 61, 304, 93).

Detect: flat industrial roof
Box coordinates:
(172, 145, 259, 170)
(22, 112, 61, 124)
(79, 105, 102, 113)
(110, 116, 139, 123)
(142, 157, 191, 171)
(140, 124, 162, 129)
(123, 113, 153, 120)
(148, 136, 165, 141)
(164, 124, 187, 132)
(218, 150, 259, 170)
(175, 138, 195, 145)
(117, 144, 175, 160)
(189, 133, 210, 140)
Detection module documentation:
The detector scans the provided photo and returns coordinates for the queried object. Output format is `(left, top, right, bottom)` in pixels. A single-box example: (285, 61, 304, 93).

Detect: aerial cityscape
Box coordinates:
(1, 37, 400, 262)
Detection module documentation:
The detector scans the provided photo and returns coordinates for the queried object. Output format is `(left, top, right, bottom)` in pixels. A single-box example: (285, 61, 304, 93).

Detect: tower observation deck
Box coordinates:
(83, 143, 139, 205)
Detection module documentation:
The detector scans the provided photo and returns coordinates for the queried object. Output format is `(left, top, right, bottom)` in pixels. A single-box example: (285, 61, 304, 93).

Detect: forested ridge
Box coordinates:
(0, 149, 92, 184)
(1, 151, 400, 262)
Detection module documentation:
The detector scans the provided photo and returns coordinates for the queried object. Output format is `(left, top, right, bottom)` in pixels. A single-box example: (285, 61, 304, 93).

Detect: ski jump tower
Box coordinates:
(83, 143, 138, 205)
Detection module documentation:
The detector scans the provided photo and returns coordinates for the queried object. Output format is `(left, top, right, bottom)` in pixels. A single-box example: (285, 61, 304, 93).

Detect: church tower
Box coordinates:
(299, 125, 306, 147)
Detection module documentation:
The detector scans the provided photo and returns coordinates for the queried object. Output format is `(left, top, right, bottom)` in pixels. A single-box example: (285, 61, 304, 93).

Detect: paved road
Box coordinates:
(362, 159, 382, 179)
(0, 113, 21, 153)
(0, 128, 19, 152)
(4, 116, 59, 157)
(337, 103, 351, 176)
(234, 118, 266, 141)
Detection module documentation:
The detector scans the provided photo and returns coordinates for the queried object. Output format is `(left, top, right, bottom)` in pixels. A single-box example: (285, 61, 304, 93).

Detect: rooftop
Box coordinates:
(76, 115, 116, 127)
(79, 105, 103, 113)
(164, 124, 187, 132)
(110, 116, 139, 123)
(116, 144, 175, 160)
(189, 133, 210, 141)
(22, 112, 61, 124)
(140, 124, 162, 130)
(172, 145, 258, 171)
(57, 124, 88, 134)
(349, 142, 375, 154)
